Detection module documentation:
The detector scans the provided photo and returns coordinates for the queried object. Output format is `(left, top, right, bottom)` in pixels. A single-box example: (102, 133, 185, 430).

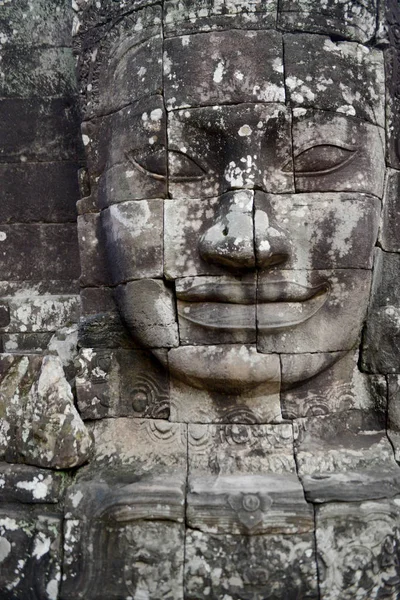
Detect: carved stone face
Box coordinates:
(85, 24, 385, 395)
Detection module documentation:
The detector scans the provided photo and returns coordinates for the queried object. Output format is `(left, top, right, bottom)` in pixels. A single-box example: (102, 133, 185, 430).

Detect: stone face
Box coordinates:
(164, 0, 278, 36)
(164, 30, 284, 110)
(278, 0, 377, 43)
(380, 168, 400, 251)
(185, 529, 318, 599)
(316, 500, 400, 600)
(101, 200, 163, 284)
(76, 348, 170, 420)
(167, 104, 294, 200)
(0, 509, 62, 600)
(284, 34, 385, 127)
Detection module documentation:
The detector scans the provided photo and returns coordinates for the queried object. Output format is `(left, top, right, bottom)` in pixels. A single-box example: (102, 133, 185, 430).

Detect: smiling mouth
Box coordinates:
(176, 281, 329, 332)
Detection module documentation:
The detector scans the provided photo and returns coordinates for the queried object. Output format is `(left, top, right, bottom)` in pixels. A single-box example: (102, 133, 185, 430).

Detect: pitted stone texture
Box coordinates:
(176, 274, 256, 345)
(361, 249, 400, 374)
(0, 510, 62, 600)
(78, 312, 137, 349)
(316, 500, 400, 600)
(291, 110, 385, 198)
(164, 30, 284, 110)
(281, 350, 384, 418)
(1, 355, 92, 469)
(388, 375, 400, 463)
(278, 0, 377, 43)
(0, 99, 83, 163)
(380, 168, 400, 251)
(101, 200, 163, 284)
(257, 269, 372, 354)
(0, 0, 73, 47)
(82, 96, 167, 206)
(2, 333, 53, 354)
(284, 34, 385, 127)
(0, 463, 64, 504)
(76, 348, 169, 420)
(75, 4, 162, 118)
(0, 163, 79, 223)
(255, 192, 380, 270)
(168, 104, 294, 200)
(61, 519, 184, 600)
(164, 0, 278, 36)
(294, 410, 400, 502)
(384, 1, 400, 169)
(3, 294, 80, 333)
(78, 213, 110, 287)
(115, 279, 179, 348)
(185, 529, 318, 599)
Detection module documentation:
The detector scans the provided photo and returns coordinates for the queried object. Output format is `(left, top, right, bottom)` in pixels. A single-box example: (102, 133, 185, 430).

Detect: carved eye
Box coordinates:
(168, 151, 206, 181)
(283, 144, 356, 175)
(126, 149, 166, 180)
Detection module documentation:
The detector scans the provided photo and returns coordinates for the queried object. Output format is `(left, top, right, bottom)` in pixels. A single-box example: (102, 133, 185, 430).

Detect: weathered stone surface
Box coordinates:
(47, 325, 79, 380)
(164, 0, 278, 36)
(0, 509, 62, 600)
(61, 519, 184, 600)
(384, 1, 400, 169)
(164, 30, 284, 110)
(380, 168, 400, 251)
(76, 5, 162, 118)
(281, 349, 384, 418)
(76, 348, 169, 419)
(294, 410, 400, 502)
(284, 34, 385, 127)
(2, 333, 53, 354)
(82, 96, 167, 205)
(388, 375, 400, 462)
(0, 355, 92, 469)
(0, 98, 83, 163)
(101, 200, 163, 284)
(361, 249, 400, 374)
(255, 192, 380, 269)
(4, 294, 80, 333)
(0, 224, 80, 281)
(291, 110, 385, 198)
(0, 463, 64, 504)
(115, 279, 179, 348)
(0, 0, 73, 47)
(80, 286, 117, 317)
(257, 269, 372, 353)
(0, 46, 77, 98)
(168, 104, 294, 200)
(176, 274, 256, 345)
(316, 499, 400, 599)
(278, 0, 377, 43)
(77, 213, 110, 287)
(78, 312, 137, 349)
(185, 529, 318, 599)
(0, 162, 79, 223)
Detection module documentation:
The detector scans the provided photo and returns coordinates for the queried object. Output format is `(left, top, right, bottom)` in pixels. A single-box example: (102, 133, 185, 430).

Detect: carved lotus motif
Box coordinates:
(228, 492, 273, 531)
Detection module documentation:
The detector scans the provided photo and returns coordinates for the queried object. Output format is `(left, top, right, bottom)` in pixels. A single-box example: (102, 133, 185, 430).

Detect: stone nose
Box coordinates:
(198, 190, 291, 271)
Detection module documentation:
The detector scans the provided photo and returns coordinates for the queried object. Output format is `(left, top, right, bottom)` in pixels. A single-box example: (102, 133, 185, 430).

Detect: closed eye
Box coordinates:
(125, 149, 167, 180)
(283, 144, 357, 176)
(168, 151, 206, 181)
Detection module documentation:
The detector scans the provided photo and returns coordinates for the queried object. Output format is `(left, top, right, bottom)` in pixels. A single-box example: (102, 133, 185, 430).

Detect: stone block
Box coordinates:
(76, 5, 162, 119)
(80, 286, 117, 316)
(0, 463, 64, 504)
(2, 333, 53, 354)
(384, 7, 400, 169)
(5, 294, 80, 333)
(281, 349, 384, 418)
(361, 249, 400, 373)
(101, 200, 163, 284)
(115, 279, 179, 348)
(164, 0, 278, 36)
(78, 312, 137, 349)
(257, 269, 372, 354)
(278, 0, 377, 43)
(316, 500, 400, 599)
(0, 46, 77, 98)
(255, 192, 380, 270)
(0, 162, 79, 223)
(164, 30, 284, 110)
(291, 110, 385, 198)
(167, 104, 294, 200)
(284, 34, 385, 127)
(0, 98, 83, 163)
(82, 96, 167, 205)
(77, 213, 110, 287)
(380, 168, 400, 251)
(388, 375, 400, 462)
(185, 529, 318, 599)
(0, 0, 73, 46)
(76, 348, 169, 420)
(0, 509, 62, 600)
